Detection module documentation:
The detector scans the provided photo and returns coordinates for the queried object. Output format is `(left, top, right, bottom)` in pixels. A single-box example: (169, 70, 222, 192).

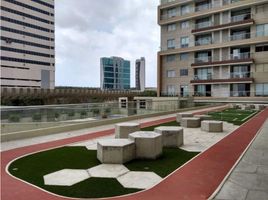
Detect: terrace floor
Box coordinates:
(1, 105, 268, 200)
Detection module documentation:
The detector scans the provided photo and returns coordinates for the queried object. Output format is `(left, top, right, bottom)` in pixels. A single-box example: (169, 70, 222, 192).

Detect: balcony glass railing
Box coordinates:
(193, 72, 251, 80)
(195, 21, 214, 29)
(195, 38, 213, 46)
(230, 32, 251, 41)
(194, 56, 212, 63)
(231, 13, 251, 23)
(195, 3, 212, 12)
(230, 52, 250, 60)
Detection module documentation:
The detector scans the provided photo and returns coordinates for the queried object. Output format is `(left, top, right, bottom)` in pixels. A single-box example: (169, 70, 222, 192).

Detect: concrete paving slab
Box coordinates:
(43, 169, 90, 186)
(88, 164, 129, 178)
(117, 171, 162, 190)
(215, 181, 248, 200)
(246, 190, 268, 200)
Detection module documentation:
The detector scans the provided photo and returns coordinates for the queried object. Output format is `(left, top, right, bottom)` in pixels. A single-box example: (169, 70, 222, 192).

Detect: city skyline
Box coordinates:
(55, 0, 159, 88)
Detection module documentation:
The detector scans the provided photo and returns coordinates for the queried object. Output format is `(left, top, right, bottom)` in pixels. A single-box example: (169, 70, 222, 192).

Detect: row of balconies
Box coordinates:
(162, 30, 266, 51)
(159, 0, 240, 20)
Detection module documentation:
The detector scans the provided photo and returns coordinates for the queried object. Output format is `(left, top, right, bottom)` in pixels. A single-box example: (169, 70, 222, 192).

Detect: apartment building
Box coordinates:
(0, 0, 55, 89)
(100, 57, 131, 90)
(136, 57, 146, 91)
(158, 0, 268, 98)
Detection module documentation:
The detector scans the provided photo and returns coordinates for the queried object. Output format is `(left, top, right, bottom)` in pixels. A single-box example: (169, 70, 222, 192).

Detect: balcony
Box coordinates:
(230, 32, 251, 41)
(195, 38, 213, 46)
(192, 13, 253, 34)
(191, 72, 254, 84)
(192, 52, 253, 67)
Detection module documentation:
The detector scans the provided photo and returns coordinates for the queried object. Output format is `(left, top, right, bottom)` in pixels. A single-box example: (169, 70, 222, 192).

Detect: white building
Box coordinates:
(0, 0, 55, 89)
(135, 57, 145, 91)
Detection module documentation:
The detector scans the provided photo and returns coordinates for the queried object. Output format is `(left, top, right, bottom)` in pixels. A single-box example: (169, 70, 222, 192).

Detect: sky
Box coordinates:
(55, 0, 160, 88)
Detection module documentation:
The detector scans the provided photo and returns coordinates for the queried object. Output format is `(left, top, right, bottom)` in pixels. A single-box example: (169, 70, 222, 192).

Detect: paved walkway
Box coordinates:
(214, 119, 268, 200)
(1, 105, 267, 200)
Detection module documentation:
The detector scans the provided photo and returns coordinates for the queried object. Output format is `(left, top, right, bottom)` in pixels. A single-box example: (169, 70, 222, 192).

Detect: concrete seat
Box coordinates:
(154, 126, 183, 147)
(129, 131, 162, 159)
(194, 115, 213, 121)
(181, 117, 201, 128)
(201, 120, 223, 132)
(115, 122, 140, 138)
(257, 105, 265, 110)
(176, 113, 193, 123)
(97, 139, 135, 164)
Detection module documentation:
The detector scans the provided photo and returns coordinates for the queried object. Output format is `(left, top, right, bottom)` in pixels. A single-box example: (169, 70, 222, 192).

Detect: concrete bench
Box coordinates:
(115, 122, 140, 138)
(181, 117, 201, 128)
(194, 115, 213, 121)
(97, 139, 135, 164)
(154, 126, 183, 147)
(176, 113, 193, 123)
(201, 120, 223, 132)
(129, 131, 162, 159)
(258, 105, 266, 110)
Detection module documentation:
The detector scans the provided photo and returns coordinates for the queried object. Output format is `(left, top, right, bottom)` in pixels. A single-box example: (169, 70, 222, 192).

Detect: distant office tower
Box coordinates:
(135, 57, 145, 91)
(158, 0, 268, 97)
(100, 57, 130, 90)
(0, 0, 55, 89)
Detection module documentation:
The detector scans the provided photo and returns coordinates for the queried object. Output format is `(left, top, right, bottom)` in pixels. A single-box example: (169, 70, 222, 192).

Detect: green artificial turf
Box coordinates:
(207, 108, 258, 125)
(8, 146, 198, 198)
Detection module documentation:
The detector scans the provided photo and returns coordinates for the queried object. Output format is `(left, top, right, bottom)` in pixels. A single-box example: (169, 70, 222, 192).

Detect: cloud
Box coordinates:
(55, 0, 159, 88)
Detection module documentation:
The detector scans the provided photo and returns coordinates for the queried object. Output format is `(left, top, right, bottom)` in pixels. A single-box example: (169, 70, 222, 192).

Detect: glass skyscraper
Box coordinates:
(100, 57, 130, 90)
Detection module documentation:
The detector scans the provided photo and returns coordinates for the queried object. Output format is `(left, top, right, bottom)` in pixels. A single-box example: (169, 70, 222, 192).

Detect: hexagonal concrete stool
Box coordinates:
(97, 139, 135, 164)
(117, 171, 162, 189)
(244, 105, 251, 110)
(129, 131, 162, 159)
(44, 169, 90, 186)
(194, 115, 213, 121)
(201, 120, 223, 132)
(249, 104, 255, 109)
(181, 117, 201, 128)
(176, 113, 193, 123)
(88, 164, 129, 178)
(154, 126, 183, 147)
(115, 122, 140, 138)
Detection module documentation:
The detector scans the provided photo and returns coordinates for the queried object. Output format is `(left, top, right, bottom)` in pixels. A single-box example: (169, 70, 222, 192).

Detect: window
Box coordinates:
(195, 68, 212, 80)
(167, 85, 176, 95)
(180, 21, 189, 29)
(167, 8, 177, 18)
(167, 70, 176, 77)
(256, 24, 268, 36)
(180, 36, 189, 48)
(167, 39, 175, 49)
(255, 83, 268, 96)
(166, 55, 176, 62)
(256, 44, 268, 52)
(180, 53, 189, 61)
(180, 69, 188, 76)
(181, 4, 190, 15)
(167, 23, 176, 32)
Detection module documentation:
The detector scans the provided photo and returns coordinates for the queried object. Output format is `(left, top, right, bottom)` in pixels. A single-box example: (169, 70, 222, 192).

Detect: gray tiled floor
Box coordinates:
(214, 120, 268, 200)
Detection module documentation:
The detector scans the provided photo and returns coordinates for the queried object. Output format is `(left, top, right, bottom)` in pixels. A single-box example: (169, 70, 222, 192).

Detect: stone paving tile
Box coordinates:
(246, 190, 268, 200)
(117, 171, 162, 190)
(88, 164, 129, 178)
(214, 181, 248, 200)
(43, 169, 90, 186)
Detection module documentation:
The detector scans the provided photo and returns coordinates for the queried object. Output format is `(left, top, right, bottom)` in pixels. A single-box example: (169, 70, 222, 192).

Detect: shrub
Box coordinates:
(68, 111, 75, 117)
(32, 113, 42, 121)
(91, 108, 100, 116)
(8, 114, 20, 122)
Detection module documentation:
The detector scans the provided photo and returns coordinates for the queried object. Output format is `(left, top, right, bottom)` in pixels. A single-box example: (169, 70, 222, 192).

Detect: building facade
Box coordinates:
(135, 57, 146, 91)
(100, 57, 131, 90)
(0, 0, 55, 89)
(158, 0, 268, 98)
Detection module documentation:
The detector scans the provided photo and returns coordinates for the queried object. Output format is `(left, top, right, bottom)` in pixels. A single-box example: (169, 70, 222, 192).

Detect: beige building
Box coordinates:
(0, 0, 55, 89)
(158, 0, 268, 98)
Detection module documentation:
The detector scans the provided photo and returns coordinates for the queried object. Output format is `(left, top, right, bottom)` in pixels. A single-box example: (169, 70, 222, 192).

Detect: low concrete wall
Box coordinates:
(1, 104, 225, 142)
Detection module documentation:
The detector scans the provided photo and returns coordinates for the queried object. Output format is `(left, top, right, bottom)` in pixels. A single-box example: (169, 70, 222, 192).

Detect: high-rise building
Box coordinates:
(100, 57, 130, 90)
(135, 57, 145, 91)
(158, 0, 268, 98)
(0, 0, 55, 89)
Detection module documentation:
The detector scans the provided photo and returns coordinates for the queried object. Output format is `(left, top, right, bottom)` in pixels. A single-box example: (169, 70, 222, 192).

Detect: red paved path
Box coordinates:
(1, 106, 267, 200)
